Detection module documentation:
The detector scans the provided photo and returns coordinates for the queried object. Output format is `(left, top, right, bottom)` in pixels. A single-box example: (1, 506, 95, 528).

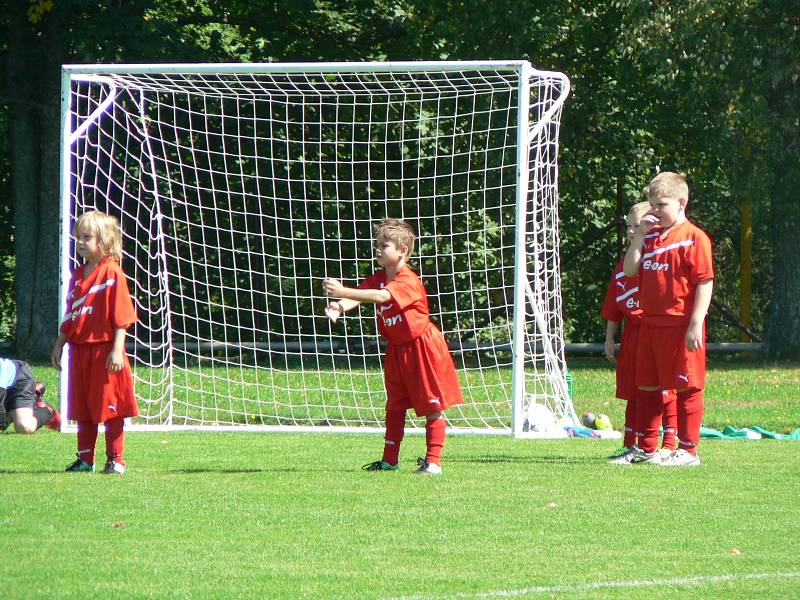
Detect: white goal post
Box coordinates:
(59, 61, 575, 437)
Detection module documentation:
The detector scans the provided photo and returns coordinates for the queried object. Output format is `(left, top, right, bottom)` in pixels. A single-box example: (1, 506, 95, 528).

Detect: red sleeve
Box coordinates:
(600, 275, 623, 322)
(111, 265, 137, 330)
(689, 229, 714, 284)
(384, 269, 424, 311)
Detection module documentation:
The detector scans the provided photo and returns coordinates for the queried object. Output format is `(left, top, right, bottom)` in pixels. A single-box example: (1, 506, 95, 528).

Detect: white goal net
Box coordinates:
(59, 61, 573, 436)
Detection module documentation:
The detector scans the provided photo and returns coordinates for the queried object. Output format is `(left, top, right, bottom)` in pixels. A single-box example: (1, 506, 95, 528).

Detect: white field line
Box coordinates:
(389, 571, 800, 599)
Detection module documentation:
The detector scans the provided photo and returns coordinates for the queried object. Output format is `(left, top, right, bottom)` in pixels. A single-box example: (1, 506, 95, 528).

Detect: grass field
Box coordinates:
(2, 356, 799, 598)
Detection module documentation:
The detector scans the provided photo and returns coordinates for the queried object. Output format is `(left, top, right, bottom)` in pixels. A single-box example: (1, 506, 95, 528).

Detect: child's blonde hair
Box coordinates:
(73, 211, 123, 262)
(644, 171, 689, 202)
(627, 200, 652, 224)
(373, 218, 415, 256)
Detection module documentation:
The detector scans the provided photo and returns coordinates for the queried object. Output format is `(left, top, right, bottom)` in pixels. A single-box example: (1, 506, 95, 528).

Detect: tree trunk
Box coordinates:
(763, 178, 800, 360)
(6, 4, 63, 359)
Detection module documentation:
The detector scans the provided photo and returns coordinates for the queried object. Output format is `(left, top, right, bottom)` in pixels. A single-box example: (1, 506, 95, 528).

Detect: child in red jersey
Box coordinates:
(601, 201, 676, 459)
(51, 211, 138, 474)
(323, 218, 463, 475)
(611, 172, 714, 467)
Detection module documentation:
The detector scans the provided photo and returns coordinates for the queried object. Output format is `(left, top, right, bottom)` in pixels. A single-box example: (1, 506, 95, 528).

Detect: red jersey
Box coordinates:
(358, 265, 431, 345)
(61, 257, 137, 343)
(638, 220, 714, 326)
(600, 257, 643, 325)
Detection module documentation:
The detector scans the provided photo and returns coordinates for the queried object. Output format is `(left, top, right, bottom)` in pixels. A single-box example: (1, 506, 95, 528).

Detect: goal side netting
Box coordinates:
(59, 61, 574, 437)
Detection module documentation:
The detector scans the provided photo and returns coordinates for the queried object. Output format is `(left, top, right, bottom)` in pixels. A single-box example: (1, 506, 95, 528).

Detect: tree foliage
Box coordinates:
(1, 0, 798, 358)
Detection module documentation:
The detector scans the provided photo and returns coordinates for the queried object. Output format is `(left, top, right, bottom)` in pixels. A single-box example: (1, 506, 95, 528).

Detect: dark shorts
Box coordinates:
(2, 361, 36, 411)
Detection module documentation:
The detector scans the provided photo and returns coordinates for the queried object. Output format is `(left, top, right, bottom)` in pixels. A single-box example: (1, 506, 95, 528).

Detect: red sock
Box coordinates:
(634, 389, 664, 453)
(381, 410, 405, 465)
(661, 390, 678, 450)
(623, 400, 637, 448)
(677, 388, 704, 455)
(425, 417, 446, 465)
(104, 417, 126, 465)
(77, 420, 99, 465)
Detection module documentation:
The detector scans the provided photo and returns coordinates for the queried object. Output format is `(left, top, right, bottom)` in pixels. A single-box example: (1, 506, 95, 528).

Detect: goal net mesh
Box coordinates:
(62, 62, 572, 434)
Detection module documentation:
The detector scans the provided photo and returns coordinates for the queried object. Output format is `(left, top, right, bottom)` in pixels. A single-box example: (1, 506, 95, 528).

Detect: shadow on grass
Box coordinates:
(450, 454, 603, 465)
(171, 467, 299, 474)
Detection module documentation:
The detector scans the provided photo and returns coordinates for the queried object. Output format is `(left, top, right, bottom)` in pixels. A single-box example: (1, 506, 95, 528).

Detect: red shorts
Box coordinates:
(635, 322, 706, 390)
(615, 323, 639, 402)
(67, 341, 138, 423)
(383, 325, 464, 417)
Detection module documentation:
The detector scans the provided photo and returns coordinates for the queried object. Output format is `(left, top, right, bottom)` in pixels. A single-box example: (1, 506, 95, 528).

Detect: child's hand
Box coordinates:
(603, 341, 616, 362)
(106, 347, 124, 373)
(638, 212, 659, 235)
(324, 277, 344, 297)
(324, 301, 342, 323)
(685, 323, 704, 352)
(50, 341, 64, 371)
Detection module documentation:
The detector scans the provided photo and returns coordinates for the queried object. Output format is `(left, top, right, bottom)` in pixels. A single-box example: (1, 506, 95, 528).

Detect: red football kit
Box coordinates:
(635, 220, 714, 390)
(601, 258, 677, 449)
(61, 257, 138, 424)
(358, 265, 464, 417)
(634, 219, 714, 454)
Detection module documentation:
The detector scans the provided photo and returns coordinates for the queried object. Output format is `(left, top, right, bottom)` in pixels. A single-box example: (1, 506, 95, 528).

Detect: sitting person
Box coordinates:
(0, 356, 60, 433)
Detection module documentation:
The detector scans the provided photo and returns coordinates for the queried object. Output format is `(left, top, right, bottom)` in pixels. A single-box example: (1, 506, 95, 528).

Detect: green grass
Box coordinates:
(2, 357, 799, 598)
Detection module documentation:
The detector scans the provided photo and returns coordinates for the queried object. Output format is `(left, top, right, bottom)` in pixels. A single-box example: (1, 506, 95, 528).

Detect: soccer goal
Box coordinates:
(59, 61, 574, 437)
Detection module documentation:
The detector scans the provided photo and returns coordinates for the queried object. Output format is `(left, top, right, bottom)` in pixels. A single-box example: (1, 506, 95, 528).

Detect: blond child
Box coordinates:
(612, 172, 714, 466)
(51, 211, 138, 474)
(601, 201, 676, 458)
(323, 218, 463, 475)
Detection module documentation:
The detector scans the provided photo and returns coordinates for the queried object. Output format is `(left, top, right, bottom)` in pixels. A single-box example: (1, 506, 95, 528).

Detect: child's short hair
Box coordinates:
(644, 171, 689, 202)
(627, 200, 652, 224)
(373, 218, 415, 255)
(73, 211, 123, 262)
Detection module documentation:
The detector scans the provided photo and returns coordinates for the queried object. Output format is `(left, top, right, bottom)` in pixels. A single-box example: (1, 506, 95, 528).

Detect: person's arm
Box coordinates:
(51, 332, 67, 371)
(325, 277, 391, 305)
(685, 280, 713, 352)
(604, 320, 619, 362)
(623, 233, 646, 277)
(324, 298, 361, 323)
(623, 213, 658, 277)
(323, 278, 392, 323)
(105, 327, 127, 373)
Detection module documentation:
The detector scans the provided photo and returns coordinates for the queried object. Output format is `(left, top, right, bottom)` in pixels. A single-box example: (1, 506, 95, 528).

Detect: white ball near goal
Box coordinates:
(524, 402, 557, 433)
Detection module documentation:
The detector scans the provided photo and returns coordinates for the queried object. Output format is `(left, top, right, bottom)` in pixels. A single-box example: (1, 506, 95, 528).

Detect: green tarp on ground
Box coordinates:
(700, 425, 800, 440)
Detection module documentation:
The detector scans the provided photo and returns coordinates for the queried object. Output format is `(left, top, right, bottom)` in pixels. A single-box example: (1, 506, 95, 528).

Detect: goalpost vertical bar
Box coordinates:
(57, 68, 74, 431)
(510, 62, 532, 437)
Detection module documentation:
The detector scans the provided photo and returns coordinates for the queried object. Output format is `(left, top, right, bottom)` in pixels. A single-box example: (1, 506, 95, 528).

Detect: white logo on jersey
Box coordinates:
(642, 260, 670, 272)
(677, 374, 689, 383)
(70, 305, 94, 321)
(379, 304, 393, 314)
(625, 297, 640, 310)
(383, 314, 404, 327)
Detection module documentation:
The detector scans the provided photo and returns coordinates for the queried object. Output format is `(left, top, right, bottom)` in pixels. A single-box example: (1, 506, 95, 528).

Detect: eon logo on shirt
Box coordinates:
(70, 306, 94, 321)
(625, 297, 639, 310)
(642, 260, 670, 272)
(383, 314, 404, 327)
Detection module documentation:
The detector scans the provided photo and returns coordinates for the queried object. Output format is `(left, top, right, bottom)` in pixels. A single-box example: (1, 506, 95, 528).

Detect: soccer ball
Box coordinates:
(524, 403, 556, 433)
(581, 411, 596, 429)
(594, 413, 612, 430)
